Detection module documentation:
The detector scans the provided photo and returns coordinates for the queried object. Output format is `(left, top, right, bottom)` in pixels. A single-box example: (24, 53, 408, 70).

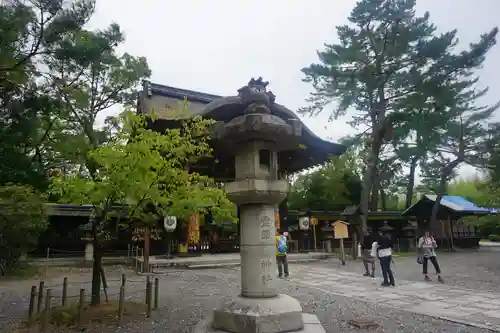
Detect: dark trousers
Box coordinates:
(277, 255, 289, 277)
(423, 256, 441, 274)
(379, 256, 395, 285)
(209, 242, 217, 254)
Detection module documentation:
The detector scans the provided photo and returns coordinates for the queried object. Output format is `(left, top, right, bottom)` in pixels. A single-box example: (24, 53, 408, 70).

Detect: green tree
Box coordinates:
(51, 111, 234, 305)
(0, 0, 95, 80)
(301, 0, 498, 235)
(448, 178, 489, 206)
(0, 184, 48, 275)
(448, 177, 500, 238)
(287, 154, 362, 211)
(39, 19, 151, 175)
(421, 82, 500, 225)
(0, 0, 95, 189)
(393, 104, 453, 208)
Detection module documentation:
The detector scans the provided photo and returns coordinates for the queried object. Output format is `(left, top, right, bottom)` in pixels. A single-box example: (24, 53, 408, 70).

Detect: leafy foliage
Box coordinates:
(0, 184, 48, 275)
(50, 111, 234, 304)
(301, 0, 498, 232)
(51, 111, 234, 223)
(287, 154, 362, 211)
(0, 0, 96, 190)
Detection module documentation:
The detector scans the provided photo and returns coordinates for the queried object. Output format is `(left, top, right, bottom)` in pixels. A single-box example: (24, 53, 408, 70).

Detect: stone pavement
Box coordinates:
(286, 265, 500, 331)
(141, 252, 333, 269)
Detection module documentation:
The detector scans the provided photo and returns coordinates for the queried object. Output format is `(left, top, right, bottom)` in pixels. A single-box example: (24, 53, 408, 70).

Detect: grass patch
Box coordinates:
(0, 263, 41, 280)
(17, 300, 147, 331)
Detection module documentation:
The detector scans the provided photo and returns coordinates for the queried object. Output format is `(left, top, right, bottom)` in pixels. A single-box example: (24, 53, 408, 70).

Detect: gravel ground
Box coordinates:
(1, 249, 499, 333)
(325, 247, 500, 293)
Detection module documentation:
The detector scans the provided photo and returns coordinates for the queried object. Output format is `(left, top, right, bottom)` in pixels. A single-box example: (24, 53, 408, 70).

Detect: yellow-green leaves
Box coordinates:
(50, 111, 234, 226)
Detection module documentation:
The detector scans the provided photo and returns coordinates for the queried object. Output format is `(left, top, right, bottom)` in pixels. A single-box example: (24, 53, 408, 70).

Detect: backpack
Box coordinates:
(277, 236, 288, 254)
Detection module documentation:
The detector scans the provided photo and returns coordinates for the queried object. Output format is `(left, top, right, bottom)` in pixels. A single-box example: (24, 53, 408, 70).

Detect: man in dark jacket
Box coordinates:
(361, 233, 375, 277)
(375, 230, 395, 287)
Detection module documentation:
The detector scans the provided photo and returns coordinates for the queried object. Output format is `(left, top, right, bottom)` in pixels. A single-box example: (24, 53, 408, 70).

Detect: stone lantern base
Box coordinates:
(195, 294, 325, 333)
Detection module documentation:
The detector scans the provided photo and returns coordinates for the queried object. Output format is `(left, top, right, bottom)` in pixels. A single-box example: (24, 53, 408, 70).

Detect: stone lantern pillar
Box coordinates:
(196, 78, 325, 332)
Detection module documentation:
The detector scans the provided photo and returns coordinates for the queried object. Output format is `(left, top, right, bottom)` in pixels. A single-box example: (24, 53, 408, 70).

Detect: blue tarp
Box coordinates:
(440, 195, 499, 214)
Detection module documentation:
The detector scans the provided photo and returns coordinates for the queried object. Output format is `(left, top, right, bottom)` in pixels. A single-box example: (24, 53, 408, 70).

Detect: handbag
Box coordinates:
(417, 253, 423, 265)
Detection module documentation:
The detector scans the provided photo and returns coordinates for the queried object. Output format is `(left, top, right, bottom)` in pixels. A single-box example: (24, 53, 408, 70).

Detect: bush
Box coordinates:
(487, 234, 500, 242)
(0, 184, 48, 276)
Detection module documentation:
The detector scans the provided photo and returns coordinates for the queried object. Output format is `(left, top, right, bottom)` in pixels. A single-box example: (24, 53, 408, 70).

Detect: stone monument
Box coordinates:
(193, 78, 342, 333)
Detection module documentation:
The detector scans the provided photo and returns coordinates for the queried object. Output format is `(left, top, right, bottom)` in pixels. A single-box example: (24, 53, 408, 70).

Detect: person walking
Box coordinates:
(361, 233, 375, 277)
(276, 231, 289, 278)
(418, 230, 444, 283)
(372, 230, 395, 287)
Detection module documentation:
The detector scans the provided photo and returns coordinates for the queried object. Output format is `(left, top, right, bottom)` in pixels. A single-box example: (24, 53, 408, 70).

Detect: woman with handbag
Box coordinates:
(418, 230, 444, 283)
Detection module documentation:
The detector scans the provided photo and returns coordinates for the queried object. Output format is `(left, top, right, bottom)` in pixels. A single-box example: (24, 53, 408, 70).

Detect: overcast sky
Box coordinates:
(88, 0, 499, 183)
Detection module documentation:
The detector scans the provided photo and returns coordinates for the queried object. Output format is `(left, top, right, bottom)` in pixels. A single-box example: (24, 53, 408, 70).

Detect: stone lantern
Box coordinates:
(138, 78, 346, 333)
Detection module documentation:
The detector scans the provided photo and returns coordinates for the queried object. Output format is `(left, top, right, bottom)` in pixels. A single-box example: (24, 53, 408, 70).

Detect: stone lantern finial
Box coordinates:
(237, 77, 276, 105)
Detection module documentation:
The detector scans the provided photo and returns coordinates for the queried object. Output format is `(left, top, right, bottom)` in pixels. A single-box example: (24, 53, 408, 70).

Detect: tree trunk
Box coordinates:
(359, 169, 372, 241)
(370, 170, 380, 211)
(405, 157, 418, 209)
(429, 173, 448, 226)
(359, 140, 382, 240)
(380, 188, 387, 211)
(90, 220, 102, 306)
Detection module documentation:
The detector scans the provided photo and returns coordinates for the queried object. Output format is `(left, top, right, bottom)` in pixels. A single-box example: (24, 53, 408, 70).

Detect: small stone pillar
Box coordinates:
(82, 237, 93, 262)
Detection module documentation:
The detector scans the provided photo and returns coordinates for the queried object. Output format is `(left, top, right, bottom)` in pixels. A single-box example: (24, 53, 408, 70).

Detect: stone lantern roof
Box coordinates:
(137, 78, 346, 179)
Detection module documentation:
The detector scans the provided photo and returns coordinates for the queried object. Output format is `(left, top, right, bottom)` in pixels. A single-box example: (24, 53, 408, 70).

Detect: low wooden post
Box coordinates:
(41, 289, 52, 333)
(121, 273, 126, 287)
(332, 221, 349, 265)
(127, 244, 131, 265)
(312, 224, 317, 252)
(144, 228, 151, 273)
(118, 286, 125, 326)
(134, 246, 139, 271)
(146, 280, 152, 318)
(154, 278, 159, 310)
(27, 285, 37, 326)
(37, 281, 44, 314)
(78, 289, 85, 330)
(339, 238, 346, 266)
(62, 277, 68, 307)
(100, 267, 109, 302)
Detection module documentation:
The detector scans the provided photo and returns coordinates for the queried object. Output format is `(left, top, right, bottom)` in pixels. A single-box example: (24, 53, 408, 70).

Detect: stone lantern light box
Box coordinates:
(137, 78, 346, 333)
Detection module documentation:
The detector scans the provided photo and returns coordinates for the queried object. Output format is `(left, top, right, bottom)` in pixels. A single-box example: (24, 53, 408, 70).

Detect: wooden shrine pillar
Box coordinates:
(187, 212, 200, 253)
(143, 227, 150, 273)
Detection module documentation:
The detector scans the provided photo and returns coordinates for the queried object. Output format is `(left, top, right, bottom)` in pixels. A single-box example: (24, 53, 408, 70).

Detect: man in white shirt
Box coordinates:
(371, 230, 395, 287)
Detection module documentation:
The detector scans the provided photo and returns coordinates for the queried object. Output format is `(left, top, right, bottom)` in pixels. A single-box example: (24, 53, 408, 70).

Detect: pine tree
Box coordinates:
(301, 0, 498, 235)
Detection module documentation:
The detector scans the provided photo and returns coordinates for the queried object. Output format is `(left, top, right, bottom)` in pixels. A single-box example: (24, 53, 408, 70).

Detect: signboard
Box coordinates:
(310, 217, 318, 226)
(332, 220, 349, 239)
(163, 216, 177, 232)
(298, 217, 310, 230)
